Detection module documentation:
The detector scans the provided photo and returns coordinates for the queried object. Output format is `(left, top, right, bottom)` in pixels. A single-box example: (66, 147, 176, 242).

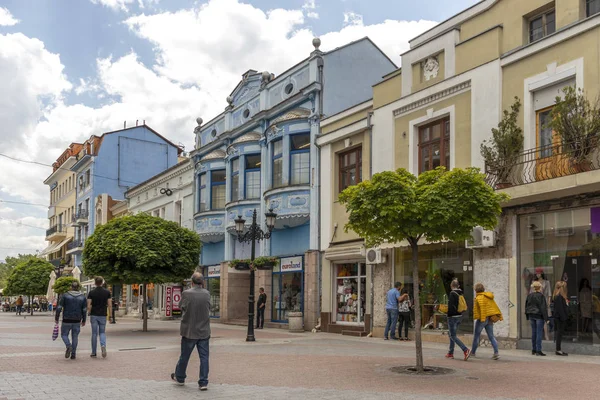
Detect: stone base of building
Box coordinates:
(517, 339, 600, 356)
(320, 312, 370, 336)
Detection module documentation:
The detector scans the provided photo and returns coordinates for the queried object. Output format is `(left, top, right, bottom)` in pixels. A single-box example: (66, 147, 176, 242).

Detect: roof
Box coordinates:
(95, 124, 184, 155)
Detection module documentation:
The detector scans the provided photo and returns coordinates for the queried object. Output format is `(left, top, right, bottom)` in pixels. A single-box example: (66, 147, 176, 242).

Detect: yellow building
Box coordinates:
(323, 0, 600, 353)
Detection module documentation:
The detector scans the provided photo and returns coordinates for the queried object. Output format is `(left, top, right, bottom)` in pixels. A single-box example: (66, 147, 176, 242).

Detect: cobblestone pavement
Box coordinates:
(0, 312, 598, 399)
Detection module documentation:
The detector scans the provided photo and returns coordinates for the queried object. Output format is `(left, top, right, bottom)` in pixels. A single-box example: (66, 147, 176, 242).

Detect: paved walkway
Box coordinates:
(0, 312, 598, 399)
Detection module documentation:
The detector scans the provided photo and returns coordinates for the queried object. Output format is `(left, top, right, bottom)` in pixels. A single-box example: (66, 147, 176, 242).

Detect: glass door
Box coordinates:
(334, 263, 366, 324)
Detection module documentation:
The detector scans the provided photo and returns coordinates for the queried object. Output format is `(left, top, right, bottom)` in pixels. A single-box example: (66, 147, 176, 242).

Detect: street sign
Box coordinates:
(165, 286, 172, 317)
(172, 286, 182, 316)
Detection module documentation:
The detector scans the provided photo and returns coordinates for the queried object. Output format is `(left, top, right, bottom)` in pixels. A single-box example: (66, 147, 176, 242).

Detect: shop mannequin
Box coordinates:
(579, 278, 592, 334)
(535, 269, 551, 340)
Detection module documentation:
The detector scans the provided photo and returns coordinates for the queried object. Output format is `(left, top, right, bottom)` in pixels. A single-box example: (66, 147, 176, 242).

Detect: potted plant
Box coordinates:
(252, 256, 279, 270)
(229, 259, 250, 270)
(480, 97, 523, 189)
(548, 86, 600, 172)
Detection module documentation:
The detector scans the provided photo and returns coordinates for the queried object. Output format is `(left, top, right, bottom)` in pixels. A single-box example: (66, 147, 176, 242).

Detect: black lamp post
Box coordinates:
(234, 208, 277, 342)
(53, 264, 64, 314)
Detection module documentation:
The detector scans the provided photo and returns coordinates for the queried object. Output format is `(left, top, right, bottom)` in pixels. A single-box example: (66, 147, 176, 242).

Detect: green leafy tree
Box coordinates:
(52, 276, 78, 295)
(83, 213, 202, 331)
(339, 167, 508, 372)
(4, 258, 54, 315)
(0, 254, 40, 289)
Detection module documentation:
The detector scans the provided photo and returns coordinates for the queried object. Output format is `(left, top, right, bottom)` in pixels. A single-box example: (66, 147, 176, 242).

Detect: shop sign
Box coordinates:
(165, 286, 172, 317)
(208, 265, 221, 278)
(280, 256, 303, 272)
(172, 286, 182, 316)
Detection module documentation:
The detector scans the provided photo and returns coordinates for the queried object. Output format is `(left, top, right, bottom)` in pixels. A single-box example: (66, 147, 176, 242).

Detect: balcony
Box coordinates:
(194, 210, 226, 243)
(71, 209, 89, 226)
(485, 140, 600, 206)
(263, 185, 310, 229)
(66, 239, 84, 254)
(46, 224, 66, 240)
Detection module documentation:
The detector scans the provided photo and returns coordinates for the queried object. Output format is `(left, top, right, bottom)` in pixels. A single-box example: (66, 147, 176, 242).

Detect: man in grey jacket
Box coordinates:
(171, 272, 211, 391)
(55, 281, 87, 360)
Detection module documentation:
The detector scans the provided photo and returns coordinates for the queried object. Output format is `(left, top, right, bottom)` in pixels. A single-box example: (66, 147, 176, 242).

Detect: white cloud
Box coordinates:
(0, 7, 19, 26)
(343, 11, 363, 26)
(90, 0, 158, 13)
(303, 0, 319, 19)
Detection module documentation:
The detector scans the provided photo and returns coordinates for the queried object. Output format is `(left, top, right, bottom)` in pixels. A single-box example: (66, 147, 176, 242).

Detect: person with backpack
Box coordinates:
(471, 283, 502, 360)
(445, 279, 471, 360)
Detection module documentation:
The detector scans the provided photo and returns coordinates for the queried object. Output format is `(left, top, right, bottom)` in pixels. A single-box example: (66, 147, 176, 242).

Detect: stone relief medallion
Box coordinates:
(423, 56, 439, 81)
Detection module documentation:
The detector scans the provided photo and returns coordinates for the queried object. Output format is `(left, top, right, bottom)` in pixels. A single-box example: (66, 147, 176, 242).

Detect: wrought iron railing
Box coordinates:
(485, 140, 600, 189)
(72, 209, 89, 222)
(67, 240, 84, 250)
(46, 224, 65, 237)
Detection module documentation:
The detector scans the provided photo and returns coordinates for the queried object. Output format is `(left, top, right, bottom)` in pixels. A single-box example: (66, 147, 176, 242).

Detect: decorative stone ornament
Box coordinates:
(423, 56, 439, 81)
(312, 37, 321, 50)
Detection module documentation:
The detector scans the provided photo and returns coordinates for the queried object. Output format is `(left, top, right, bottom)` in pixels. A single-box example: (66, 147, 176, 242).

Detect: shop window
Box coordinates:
(245, 154, 261, 199)
(211, 170, 226, 210)
(231, 158, 240, 202)
(335, 263, 366, 324)
(272, 257, 303, 322)
(290, 133, 310, 185)
(202, 266, 221, 318)
(272, 139, 283, 188)
(587, 0, 600, 17)
(555, 210, 574, 237)
(339, 147, 362, 192)
(198, 173, 207, 212)
(418, 117, 450, 173)
(529, 9, 555, 43)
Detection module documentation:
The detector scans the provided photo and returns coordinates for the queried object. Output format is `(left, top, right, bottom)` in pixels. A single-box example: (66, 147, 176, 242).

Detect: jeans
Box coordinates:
(555, 319, 566, 351)
(256, 307, 265, 328)
(384, 309, 399, 339)
(398, 312, 411, 338)
(174, 337, 210, 386)
(61, 323, 81, 355)
(90, 315, 107, 355)
(471, 318, 498, 355)
(16, 306, 22, 315)
(530, 318, 544, 352)
(448, 316, 467, 354)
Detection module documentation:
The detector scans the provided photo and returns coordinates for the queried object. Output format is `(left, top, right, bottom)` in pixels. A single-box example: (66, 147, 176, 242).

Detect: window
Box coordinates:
(85, 169, 91, 186)
(211, 170, 226, 210)
(587, 0, 600, 17)
(272, 139, 283, 188)
(339, 147, 362, 192)
(198, 173, 207, 212)
(290, 134, 310, 185)
(419, 117, 450, 173)
(245, 154, 261, 199)
(529, 10, 555, 43)
(231, 158, 240, 202)
(537, 108, 554, 158)
(335, 263, 367, 324)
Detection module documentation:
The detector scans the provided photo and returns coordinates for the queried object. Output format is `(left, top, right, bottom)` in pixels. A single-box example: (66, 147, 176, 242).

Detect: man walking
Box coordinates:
(446, 279, 471, 361)
(87, 276, 112, 358)
(55, 281, 87, 360)
(384, 282, 402, 340)
(256, 287, 267, 329)
(171, 272, 211, 391)
(15, 296, 23, 316)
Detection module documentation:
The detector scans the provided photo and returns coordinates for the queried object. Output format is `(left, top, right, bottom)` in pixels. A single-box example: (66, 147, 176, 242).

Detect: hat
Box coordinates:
(535, 267, 544, 274)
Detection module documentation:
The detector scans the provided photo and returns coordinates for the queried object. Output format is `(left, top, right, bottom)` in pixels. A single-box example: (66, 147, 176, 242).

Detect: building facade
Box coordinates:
(192, 37, 396, 329)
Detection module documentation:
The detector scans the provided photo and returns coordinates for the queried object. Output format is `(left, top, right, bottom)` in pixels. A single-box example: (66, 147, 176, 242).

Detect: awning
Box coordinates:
(47, 238, 72, 257)
(39, 242, 60, 257)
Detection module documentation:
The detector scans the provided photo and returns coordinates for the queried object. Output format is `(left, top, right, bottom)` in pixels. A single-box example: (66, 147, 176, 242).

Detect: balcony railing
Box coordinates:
(485, 140, 600, 189)
(46, 224, 66, 237)
(72, 209, 89, 222)
(67, 240, 84, 251)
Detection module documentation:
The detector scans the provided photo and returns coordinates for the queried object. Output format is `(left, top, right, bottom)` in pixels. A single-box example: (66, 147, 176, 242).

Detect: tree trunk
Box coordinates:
(411, 241, 424, 372)
(142, 283, 148, 332)
(29, 296, 33, 316)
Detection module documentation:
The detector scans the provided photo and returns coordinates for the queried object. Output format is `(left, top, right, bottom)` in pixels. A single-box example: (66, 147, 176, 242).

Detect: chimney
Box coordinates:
(124, 121, 126, 129)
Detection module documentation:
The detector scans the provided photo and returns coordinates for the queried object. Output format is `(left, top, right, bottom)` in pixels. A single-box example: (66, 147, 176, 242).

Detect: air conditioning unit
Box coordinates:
(465, 226, 495, 249)
(365, 247, 383, 264)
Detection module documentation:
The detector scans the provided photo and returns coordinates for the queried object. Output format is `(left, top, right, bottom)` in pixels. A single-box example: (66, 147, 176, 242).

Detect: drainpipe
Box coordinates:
(367, 111, 374, 334)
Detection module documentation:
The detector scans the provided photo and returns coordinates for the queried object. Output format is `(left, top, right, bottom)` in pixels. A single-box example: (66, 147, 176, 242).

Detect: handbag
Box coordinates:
(489, 314, 501, 323)
(52, 323, 59, 341)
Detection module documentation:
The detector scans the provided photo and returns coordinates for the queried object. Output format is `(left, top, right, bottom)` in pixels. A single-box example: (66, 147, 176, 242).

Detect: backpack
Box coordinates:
(457, 294, 468, 313)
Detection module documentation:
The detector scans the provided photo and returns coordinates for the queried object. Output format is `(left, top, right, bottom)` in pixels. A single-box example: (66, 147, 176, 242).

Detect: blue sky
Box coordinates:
(0, 0, 479, 261)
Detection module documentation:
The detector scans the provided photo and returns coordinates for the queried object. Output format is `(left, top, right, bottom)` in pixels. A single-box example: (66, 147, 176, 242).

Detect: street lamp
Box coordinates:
(234, 208, 277, 342)
(54, 263, 65, 314)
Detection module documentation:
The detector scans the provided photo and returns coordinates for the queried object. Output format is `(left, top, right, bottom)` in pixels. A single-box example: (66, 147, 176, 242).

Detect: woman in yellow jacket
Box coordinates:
(471, 283, 503, 360)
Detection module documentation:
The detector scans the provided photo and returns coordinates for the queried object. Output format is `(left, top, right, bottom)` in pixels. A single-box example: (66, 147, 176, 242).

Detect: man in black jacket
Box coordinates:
(525, 281, 549, 356)
(55, 281, 87, 360)
(446, 279, 471, 360)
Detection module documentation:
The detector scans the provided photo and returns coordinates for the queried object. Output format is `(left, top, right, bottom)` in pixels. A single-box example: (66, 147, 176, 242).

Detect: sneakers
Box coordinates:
(445, 353, 454, 359)
(199, 386, 208, 391)
(492, 353, 500, 360)
(463, 349, 471, 361)
(65, 346, 72, 359)
(171, 373, 184, 386)
(101, 346, 107, 358)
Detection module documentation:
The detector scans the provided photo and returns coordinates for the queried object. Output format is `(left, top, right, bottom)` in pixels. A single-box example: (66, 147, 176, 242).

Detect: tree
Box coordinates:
(53, 276, 78, 295)
(339, 167, 508, 372)
(4, 258, 54, 315)
(83, 213, 202, 331)
(0, 254, 39, 289)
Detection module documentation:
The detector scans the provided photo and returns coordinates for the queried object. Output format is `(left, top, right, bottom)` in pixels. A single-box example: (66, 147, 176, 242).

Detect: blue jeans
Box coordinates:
(175, 337, 210, 386)
(384, 309, 399, 339)
(61, 323, 81, 355)
(448, 316, 467, 354)
(90, 315, 107, 355)
(530, 318, 544, 352)
(471, 318, 499, 355)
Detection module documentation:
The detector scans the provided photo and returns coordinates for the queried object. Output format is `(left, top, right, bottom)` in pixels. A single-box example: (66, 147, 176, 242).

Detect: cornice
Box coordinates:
(393, 81, 471, 117)
(126, 163, 194, 198)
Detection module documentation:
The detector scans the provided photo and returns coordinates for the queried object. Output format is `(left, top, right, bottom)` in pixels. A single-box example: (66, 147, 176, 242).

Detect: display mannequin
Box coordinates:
(535, 268, 552, 340)
(579, 278, 592, 334)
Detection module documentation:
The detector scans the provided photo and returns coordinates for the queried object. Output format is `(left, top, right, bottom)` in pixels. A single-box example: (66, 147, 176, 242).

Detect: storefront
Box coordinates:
(518, 206, 600, 347)
(272, 256, 303, 322)
(394, 242, 474, 333)
(202, 265, 221, 318)
(334, 263, 367, 324)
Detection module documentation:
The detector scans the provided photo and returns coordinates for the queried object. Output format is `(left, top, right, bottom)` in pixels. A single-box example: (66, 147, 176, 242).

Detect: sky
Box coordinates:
(0, 0, 479, 262)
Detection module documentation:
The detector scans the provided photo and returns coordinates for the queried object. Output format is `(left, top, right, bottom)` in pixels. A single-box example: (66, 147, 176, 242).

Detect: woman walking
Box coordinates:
(553, 281, 569, 356)
(471, 283, 502, 360)
(397, 288, 411, 341)
(525, 281, 549, 356)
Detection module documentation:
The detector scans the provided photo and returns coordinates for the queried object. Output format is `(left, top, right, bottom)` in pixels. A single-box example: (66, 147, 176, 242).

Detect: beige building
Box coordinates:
(323, 0, 600, 354)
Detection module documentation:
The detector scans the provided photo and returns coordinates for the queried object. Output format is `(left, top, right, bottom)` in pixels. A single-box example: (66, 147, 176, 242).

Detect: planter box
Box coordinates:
(288, 311, 304, 333)
(256, 262, 274, 270)
(233, 263, 250, 271)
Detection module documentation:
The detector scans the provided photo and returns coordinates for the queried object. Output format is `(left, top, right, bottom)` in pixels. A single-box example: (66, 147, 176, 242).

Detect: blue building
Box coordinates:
(192, 37, 396, 329)
(67, 125, 181, 272)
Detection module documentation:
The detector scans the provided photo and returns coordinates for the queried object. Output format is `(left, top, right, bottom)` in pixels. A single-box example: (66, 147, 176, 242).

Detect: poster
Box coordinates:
(165, 286, 172, 317)
(172, 286, 182, 316)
